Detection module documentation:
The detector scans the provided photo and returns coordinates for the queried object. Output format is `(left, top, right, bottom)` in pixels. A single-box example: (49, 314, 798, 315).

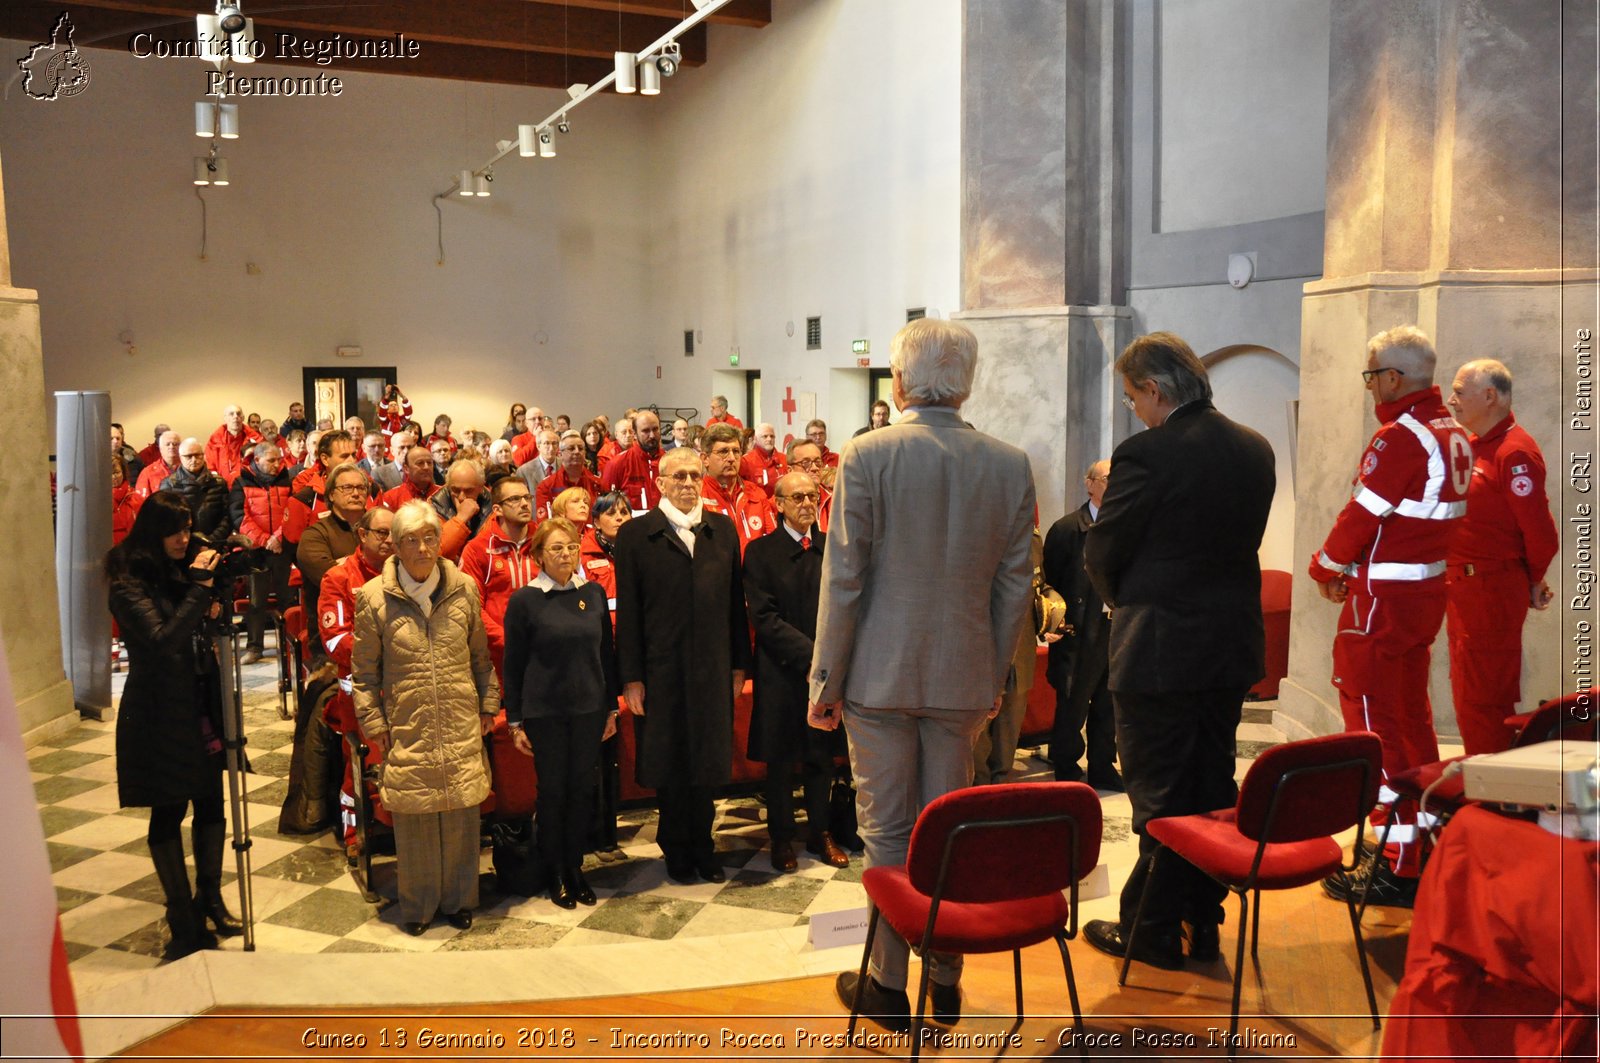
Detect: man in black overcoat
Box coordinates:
(744, 470, 850, 873)
(1081, 332, 1276, 971)
(614, 446, 752, 884)
(1042, 458, 1120, 789)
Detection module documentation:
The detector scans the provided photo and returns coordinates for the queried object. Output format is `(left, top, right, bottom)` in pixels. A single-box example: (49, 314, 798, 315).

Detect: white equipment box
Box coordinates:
(1461, 739, 1598, 810)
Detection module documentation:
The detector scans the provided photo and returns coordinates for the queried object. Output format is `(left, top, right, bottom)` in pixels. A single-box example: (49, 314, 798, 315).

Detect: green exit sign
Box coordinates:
(851, 339, 870, 354)
(729, 349, 740, 366)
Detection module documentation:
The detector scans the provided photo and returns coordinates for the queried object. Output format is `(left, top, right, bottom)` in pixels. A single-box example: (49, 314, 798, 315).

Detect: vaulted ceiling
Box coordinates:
(0, 1, 771, 89)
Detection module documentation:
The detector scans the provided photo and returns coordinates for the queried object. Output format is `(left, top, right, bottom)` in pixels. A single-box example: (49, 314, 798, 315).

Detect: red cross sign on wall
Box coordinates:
(781, 386, 798, 425)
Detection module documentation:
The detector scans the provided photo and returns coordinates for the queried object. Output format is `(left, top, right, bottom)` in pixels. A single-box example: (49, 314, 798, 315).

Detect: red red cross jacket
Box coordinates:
(1312, 386, 1471, 591)
(1447, 413, 1559, 582)
(700, 475, 778, 557)
(600, 444, 663, 511)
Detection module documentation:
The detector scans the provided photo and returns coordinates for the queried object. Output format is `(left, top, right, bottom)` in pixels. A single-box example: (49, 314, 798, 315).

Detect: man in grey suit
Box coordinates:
(809, 318, 1036, 1030)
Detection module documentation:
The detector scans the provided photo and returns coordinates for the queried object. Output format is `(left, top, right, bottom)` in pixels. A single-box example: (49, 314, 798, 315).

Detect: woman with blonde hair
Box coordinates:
(352, 499, 498, 936)
(552, 485, 592, 530)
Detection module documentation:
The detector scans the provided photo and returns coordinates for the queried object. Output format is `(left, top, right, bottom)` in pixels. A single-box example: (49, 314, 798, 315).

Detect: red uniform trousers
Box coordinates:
(1445, 561, 1531, 755)
(1332, 580, 1444, 877)
(320, 683, 381, 846)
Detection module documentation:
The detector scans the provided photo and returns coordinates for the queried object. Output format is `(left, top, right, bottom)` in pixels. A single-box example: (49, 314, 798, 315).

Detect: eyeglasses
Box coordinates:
(498, 493, 532, 505)
(543, 544, 581, 556)
(362, 528, 391, 541)
(398, 532, 441, 549)
(779, 491, 820, 504)
(1119, 395, 1136, 411)
(792, 458, 823, 471)
(1361, 367, 1405, 383)
(664, 471, 703, 482)
(330, 483, 368, 495)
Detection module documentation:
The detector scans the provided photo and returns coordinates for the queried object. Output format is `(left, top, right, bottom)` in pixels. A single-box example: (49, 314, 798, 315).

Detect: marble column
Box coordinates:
(957, 0, 1129, 524)
(1280, 0, 1598, 740)
(0, 150, 77, 742)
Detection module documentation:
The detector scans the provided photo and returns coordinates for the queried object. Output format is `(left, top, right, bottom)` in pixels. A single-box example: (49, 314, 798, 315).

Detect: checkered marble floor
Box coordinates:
(32, 646, 1161, 1001)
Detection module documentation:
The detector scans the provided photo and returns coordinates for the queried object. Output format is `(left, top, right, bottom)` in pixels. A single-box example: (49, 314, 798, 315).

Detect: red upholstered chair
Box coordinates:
(846, 782, 1102, 1060)
(1119, 732, 1384, 1046)
(1249, 569, 1292, 700)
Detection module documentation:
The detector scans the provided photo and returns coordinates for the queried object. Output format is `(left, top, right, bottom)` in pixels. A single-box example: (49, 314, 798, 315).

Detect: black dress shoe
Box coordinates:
(1087, 768, 1125, 793)
(1054, 764, 1085, 783)
(928, 981, 961, 1025)
(694, 854, 726, 883)
(1082, 918, 1184, 971)
(446, 909, 473, 931)
(548, 879, 577, 910)
(403, 921, 430, 936)
(665, 855, 698, 885)
(1184, 920, 1221, 962)
(835, 971, 910, 1033)
(836, 829, 866, 854)
(567, 869, 597, 906)
(770, 840, 798, 873)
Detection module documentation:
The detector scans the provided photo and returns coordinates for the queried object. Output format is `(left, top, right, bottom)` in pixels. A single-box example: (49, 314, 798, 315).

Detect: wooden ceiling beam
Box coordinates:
(522, 0, 771, 29)
(54, 0, 709, 64)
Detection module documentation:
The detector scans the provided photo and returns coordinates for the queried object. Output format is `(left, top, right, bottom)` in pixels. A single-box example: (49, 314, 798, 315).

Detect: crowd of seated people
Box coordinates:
(102, 396, 866, 895)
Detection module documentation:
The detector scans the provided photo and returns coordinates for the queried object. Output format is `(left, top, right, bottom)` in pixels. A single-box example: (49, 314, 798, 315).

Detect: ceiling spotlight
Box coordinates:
(218, 102, 239, 139)
(566, 83, 588, 101)
(458, 169, 473, 197)
(537, 128, 556, 158)
(656, 42, 681, 76)
(639, 60, 660, 95)
(474, 172, 491, 197)
(194, 100, 216, 137)
(556, 115, 571, 134)
(613, 51, 637, 94)
(518, 124, 537, 157)
(216, 3, 246, 35)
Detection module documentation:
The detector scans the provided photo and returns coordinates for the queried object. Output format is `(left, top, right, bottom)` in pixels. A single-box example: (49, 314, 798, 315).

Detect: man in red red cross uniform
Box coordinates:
(1444, 359, 1559, 754)
(601, 409, 665, 512)
(700, 423, 777, 556)
(317, 505, 394, 853)
(739, 422, 788, 499)
(459, 475, 541, 684)
(1310, 326, 1472, 904)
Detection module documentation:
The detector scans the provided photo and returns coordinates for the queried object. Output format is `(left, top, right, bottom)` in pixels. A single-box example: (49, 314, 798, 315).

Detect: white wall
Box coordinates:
(1157, 0, 1330, 233)
(1, 0, 960, 451)
(643, 0, 961, 445)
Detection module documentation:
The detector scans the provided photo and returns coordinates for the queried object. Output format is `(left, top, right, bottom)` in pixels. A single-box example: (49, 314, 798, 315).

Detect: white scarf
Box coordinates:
(658, 497, 704, 557)
(397, 562, 441, 617)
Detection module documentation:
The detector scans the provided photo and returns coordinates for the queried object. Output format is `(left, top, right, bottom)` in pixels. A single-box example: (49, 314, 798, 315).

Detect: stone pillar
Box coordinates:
(957, 0, 1130, 524)
(0, 150, 76, 743)
(1280, 0, 1598, 740)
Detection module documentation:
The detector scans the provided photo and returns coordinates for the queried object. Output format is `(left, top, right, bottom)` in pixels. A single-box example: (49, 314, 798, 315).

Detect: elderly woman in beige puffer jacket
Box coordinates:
(352, 499, 499, 936)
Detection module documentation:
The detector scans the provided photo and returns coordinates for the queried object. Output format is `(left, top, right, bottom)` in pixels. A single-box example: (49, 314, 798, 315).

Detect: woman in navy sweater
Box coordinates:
(502, 516, 619, 908)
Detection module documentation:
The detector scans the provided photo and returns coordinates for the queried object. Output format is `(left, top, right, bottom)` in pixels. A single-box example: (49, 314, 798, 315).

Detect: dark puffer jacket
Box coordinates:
(161, 465, 231, 540)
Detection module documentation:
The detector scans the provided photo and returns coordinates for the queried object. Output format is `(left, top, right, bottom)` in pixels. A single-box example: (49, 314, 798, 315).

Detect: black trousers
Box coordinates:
(1113, 687, 1243, 934)
(525, 711, 608, 871)
(655, 783, 715, 861)
(590, 732, 621, 850)
(1049, 654, 1117, 780)
(244, 550, 295, 650)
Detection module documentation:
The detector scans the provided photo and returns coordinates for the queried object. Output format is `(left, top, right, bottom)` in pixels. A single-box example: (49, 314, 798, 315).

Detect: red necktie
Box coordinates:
(801, 535, 811, 550)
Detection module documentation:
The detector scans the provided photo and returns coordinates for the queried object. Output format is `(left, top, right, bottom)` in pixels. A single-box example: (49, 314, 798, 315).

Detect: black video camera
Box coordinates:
(190, 530, 269, 583)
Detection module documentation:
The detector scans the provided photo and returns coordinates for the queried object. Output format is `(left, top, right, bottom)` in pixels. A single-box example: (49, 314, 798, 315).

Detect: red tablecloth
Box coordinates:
(1381, 805, 1599, 1061)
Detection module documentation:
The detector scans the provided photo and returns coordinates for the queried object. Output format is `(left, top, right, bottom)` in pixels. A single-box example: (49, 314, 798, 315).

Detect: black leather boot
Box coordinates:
(192, 822, 244, 937)
(567, 867, 597, 907)
(150, 838, 217, 960)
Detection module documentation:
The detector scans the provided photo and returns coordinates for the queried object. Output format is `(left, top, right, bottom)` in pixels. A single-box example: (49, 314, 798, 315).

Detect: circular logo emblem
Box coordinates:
(495, 560, 505, 571)
(1510, 474, 1534, 498)
(1360, 452, 1379, 478)
(320, 610, 336, 630)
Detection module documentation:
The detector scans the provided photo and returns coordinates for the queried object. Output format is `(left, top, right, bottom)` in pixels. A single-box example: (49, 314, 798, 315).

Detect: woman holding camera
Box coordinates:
(108, 490, 243, 961)
(352, 500, 498, 935)
(503, 517, 619, 908)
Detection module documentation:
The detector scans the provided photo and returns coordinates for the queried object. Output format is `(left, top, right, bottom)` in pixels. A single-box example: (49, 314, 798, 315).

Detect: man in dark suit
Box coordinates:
(1042, 459, 1120, 789)
(744, 469, 851, 873)
(1082, 331, 1276, 970)
(614, 446, 751, 885)
(810, 319, 1036, 1029)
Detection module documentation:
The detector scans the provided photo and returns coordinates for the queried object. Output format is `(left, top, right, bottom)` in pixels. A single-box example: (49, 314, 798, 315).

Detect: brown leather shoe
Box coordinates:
(807, 831, 850, 869)
(770, 840, 798, 873)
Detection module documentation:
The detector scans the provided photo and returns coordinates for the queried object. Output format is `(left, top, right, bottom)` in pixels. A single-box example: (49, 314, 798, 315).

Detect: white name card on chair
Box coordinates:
(808, 906, 870, 950)
(1078, 863, 1110, 901)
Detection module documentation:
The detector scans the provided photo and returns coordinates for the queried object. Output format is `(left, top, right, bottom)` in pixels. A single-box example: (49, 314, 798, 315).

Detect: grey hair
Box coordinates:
(1460, 357, 1514, 399)
(889, 319, 978, 407)
(391, 498, 443, 544)
(1368, 325, 1437, 381)
(325, 461, 368, 496)
(446, 458, 486, 484)
(1115, 332, 1212, 406)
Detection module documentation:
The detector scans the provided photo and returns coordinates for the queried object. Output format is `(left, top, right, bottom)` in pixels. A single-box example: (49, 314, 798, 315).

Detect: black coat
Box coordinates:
(110, 564, 224, 807)
(1042, 501, 1109, 693)
(613, 508, 751, 788)
(1084, 400, 1275, 693)
(160, 466, 231, 540)
(742, 524, 844, 764)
